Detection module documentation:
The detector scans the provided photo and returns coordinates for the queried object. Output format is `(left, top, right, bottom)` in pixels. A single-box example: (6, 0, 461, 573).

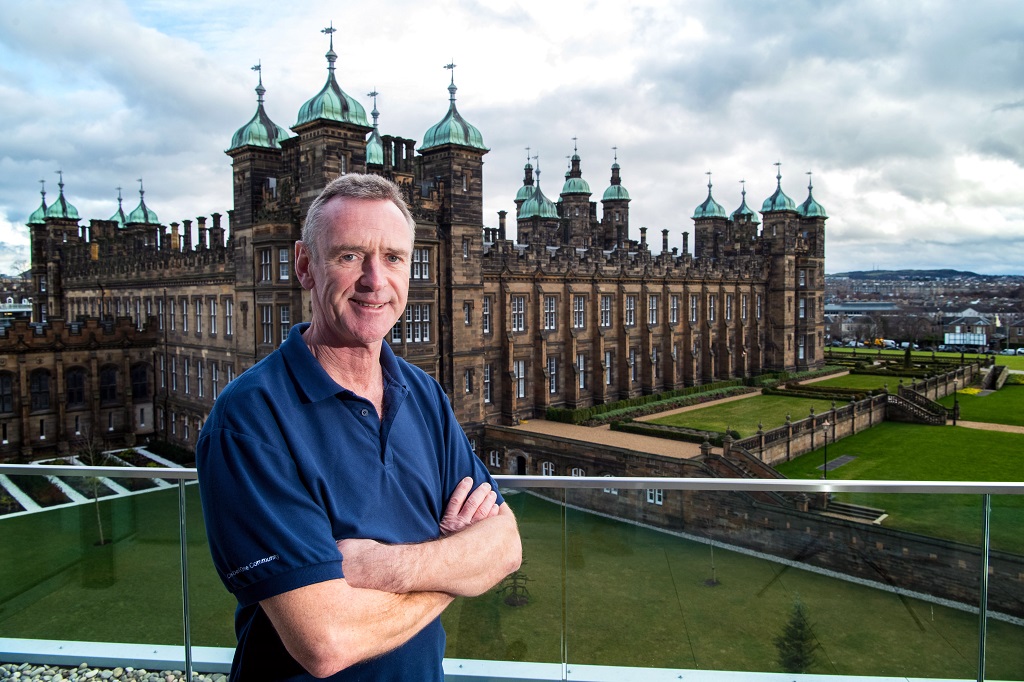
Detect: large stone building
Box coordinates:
(7, 31, 827, 461)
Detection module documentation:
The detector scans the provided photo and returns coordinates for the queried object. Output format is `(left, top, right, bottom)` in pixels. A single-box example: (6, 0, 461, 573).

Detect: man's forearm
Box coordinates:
(263, 579, 452, 678)
(341, 504, 522, 598)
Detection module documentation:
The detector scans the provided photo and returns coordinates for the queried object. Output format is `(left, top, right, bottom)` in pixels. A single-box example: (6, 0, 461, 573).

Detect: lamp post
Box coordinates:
(822, 419, 831, 479)
(953, 379, 959, 427)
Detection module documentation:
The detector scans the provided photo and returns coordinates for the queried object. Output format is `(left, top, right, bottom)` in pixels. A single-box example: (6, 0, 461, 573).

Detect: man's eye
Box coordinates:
(340, 254, 357, 262)
(387, 255, 401, 263)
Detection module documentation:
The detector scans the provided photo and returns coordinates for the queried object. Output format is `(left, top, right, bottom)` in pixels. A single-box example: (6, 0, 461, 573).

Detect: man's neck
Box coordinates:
(303, 326, 385, 413)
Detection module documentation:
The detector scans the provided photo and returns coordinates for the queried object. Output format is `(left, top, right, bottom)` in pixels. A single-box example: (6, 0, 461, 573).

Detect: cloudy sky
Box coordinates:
(2, 0, 1023, 276)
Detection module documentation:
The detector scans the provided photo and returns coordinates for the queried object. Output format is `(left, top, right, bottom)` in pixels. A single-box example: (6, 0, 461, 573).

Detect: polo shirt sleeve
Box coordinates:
(197, 426, 344, 607)
(435, 385, 506, 509)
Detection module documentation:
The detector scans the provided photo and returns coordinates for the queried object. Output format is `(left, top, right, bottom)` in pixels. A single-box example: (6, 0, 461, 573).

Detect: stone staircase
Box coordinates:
(887, 391, 947, 425)
(824, 500, 887, 524)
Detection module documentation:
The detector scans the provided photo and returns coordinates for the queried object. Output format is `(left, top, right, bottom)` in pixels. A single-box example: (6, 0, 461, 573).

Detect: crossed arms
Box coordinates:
(261, 477, 522, 678)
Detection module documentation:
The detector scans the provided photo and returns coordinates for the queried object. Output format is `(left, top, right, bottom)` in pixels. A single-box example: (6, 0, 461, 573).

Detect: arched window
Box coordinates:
(99, 365, 118, 405)
(30, 369, 51, 411)
(0, 373, 14, 413)
(66, 368, 86, 407)
(131, 363, 150, 401)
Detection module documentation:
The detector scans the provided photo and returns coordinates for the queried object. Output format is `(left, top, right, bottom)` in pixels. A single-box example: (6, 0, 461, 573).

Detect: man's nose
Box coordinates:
(360, 257, 387, 290)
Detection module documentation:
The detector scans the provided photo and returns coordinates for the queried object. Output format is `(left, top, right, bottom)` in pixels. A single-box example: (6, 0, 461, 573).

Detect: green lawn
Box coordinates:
(937, 385, 1024, 427)
(648, 394, 835, 437)
(810, 373, 919, 390)
(773, 422, 1024, 553)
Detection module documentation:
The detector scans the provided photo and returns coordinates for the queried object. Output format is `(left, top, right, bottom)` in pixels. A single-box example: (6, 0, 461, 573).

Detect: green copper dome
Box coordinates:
(294, 35, 368, 128)
(109, 189, 128, 228)
(518, 170, 559, 219)
(516, 161, 535, 202)
(731, 183, 759, 223)
(798, 177, 828, 218)
(602, 156, 626, 201)
(365, 92, 384, 165)
(692, 179, 727, 219)
(27, 184, 47, 225)
(561, 147, 591, 196)
(127, 182, 159, 225)
(44, 175, 79, 220)
(761, 167, 796, 212)
(229, 73, 291, 152)
(420, 79, 487, 152)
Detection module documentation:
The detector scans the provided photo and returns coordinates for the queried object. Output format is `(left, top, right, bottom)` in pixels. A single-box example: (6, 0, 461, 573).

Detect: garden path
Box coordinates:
(953, 420, 1024, 435)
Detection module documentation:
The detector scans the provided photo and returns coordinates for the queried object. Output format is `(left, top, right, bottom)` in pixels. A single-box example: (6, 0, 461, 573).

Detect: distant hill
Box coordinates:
(829, 269, 982, 280)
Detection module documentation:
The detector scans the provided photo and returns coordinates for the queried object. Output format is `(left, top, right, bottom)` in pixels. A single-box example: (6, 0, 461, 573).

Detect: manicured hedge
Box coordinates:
(610, 420, 741, 447)
(546, 379, 746, 424)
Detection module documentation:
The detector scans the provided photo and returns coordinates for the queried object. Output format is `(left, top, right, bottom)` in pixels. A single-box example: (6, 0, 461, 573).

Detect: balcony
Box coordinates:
(1, 463, 1022, 681)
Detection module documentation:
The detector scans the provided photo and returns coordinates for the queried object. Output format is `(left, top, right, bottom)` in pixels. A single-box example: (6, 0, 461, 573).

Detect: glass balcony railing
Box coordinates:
(1, 463, 1022, 681)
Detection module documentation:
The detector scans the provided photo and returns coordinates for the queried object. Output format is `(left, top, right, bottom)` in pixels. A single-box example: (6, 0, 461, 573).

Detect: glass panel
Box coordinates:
(564, 487, 1000, 678)
(985, 493, 1024, 680)
(442, 486, 564, 664)
(184, 481, 237, 648)
(0, 472, 184, 646)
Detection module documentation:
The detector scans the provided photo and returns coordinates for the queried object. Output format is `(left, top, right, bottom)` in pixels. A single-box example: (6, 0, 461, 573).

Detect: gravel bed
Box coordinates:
(0, 662, 226, 682)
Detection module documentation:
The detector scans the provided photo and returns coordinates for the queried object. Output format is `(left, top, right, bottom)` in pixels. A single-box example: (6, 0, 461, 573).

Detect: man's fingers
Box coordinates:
(471, 490, 498, 522)
(458, 482, 492, 520)
(443, 477, 474, 516)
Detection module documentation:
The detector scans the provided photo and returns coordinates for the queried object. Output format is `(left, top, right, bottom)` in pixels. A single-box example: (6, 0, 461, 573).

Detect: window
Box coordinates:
(462, 237, 470, 259)
(412, 248, 430, 280)
(160, 355, 166, 389)
(577, 353, 585, 389)
(66, 368, 86, 407)
(30, 369, 50, 411)
(260, 249, 272, 281)
(514, 360, 526, 398)
(483, 365, 492, 403)
(708, 294, 717, 322)
(210, 299, 218, 334)
(604, 350, 613, 386)
(648, 295, 659, 325)
(482, 297, 491, 334)
(261, 305, 273, 344)
(726, 294, 733, 321)
(547, 356, 557, 394)
(600, 295, 612, 327)
(0, 373, 13, 413)
(511, 296, 525, 332)
(183, 358, 191, 395)
(690, 294, 699, 323)
(391, 321, 403, 343)
(209, 362, 220, 400)
(226, 364, 235, 384)
(488, 450, 501, 468)
(463, 302, 473, 326)
(670, 295, 679, 325)
(799, 298, 806, 319)
(181, 299, 188, 332)
(184, 418, 190, 442)
(652, 347, 659, 378)
(405, 304, 431, 343)
(625, 295, 636, 327)
(158, 298, 165, 330)
(799, 269, 806, 287)
(630, 348, 637, 382)
(131, 364, 149, 400)
(543, 296, 556, 331)
(280, 305, 291, 342)
(171, 411, 177, 436)
(279, 248, 290, 280)
(646, 488, 664, 505)
(756, 294, 763, 320)
(171, 357, 178, 392)
(571, 467, 585, 477)
(225, 299, 234, 336)
(741, 294, 748, 321)
(603, 474, 618, 495)
(139, 407, 145, 427)
(170, 299, 176, 331)
(541, 461, 555, 476)
(195, 299, 203, 334)
(573, 296, 585, 329)
(197, 362, 205, 398)
(464, 369, 473, 393)
(798, 335, 806, 360)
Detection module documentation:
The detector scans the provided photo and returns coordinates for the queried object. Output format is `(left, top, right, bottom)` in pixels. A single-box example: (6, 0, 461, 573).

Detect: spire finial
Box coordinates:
(55, 169, 64, 193)
(39, 179, 46, 200)
(367, 88, 380, 125)
(321, 22, 336, 48)
(612, 146, 618, 163)
(525, 146, 531, 164)
(252, 61, 265, 103)
(137, 178, 145, 199)
(774, 160, 782, 185)
(806, 170, 813, 191)
(444, 60, 456, 84)
(116, 186, 123, 207)
(533, 155, 541, 185)
(740, 178, 747, 199)
(322, 23, 337, 69)
(572, 136, 578, 153)
(444, 61, 457, 101)
(706, 170, 713, 193)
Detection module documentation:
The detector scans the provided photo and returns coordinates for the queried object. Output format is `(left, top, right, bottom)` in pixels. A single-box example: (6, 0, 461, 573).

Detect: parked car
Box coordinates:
(1016, 348, 1024, 356)
(999, 349, 1016, 355)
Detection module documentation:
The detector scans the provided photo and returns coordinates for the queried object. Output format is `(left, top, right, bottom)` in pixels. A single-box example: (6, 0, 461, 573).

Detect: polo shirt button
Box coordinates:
(360, 408, 369, 417)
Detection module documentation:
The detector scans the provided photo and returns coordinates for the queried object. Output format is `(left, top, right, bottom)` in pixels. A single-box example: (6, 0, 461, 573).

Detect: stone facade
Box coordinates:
(14, 42, 826, 457)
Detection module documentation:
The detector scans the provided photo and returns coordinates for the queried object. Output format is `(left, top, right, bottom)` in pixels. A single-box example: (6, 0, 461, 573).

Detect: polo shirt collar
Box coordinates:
(280, 323, 408, 403)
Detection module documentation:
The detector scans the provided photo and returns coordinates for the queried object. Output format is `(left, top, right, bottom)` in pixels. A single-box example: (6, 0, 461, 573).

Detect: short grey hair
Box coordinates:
(302, 173, 416, 259)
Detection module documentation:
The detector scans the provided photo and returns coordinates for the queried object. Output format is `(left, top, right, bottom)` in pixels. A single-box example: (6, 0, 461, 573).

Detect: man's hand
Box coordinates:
(440, 477, 499, 535)
(336, 538, 390, 591)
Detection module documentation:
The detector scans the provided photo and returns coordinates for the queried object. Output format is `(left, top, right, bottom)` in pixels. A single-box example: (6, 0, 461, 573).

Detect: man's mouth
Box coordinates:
(355, 301, 385, 309)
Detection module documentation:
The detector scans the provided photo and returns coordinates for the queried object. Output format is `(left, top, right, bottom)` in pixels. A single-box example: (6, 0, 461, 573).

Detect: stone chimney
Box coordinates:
(197, 216, 208, 249)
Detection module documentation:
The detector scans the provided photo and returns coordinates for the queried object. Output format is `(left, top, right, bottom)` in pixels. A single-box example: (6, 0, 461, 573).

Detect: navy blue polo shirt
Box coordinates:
(197, 323, 502, 681)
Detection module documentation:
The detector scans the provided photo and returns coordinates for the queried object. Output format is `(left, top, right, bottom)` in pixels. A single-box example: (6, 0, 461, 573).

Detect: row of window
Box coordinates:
(505, 292, 765, 334)
(259, 304, 291, 345)
(159, 356, 236, 400)
(0, 366, 149, 414)
(160, 407, 202, 444)
(258, 248, 292, 283)
(69, 296, 235, 337)
(0, 408, 147, 445)
(486, 452, 664, 505)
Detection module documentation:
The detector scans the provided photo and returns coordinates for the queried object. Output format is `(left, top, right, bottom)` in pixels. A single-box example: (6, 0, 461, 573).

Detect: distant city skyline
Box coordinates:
(1, 0, 1023, 276)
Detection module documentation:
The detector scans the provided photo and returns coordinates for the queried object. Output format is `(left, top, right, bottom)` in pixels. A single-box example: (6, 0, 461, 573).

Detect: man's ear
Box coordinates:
(295, 241, 315, 291)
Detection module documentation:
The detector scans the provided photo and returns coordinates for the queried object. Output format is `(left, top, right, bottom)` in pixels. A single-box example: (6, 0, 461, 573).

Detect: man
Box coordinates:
(197, 173, 522, 681)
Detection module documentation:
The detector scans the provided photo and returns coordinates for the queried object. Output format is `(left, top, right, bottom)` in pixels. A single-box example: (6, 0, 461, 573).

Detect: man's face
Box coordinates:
(296, 197, 412, 350)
